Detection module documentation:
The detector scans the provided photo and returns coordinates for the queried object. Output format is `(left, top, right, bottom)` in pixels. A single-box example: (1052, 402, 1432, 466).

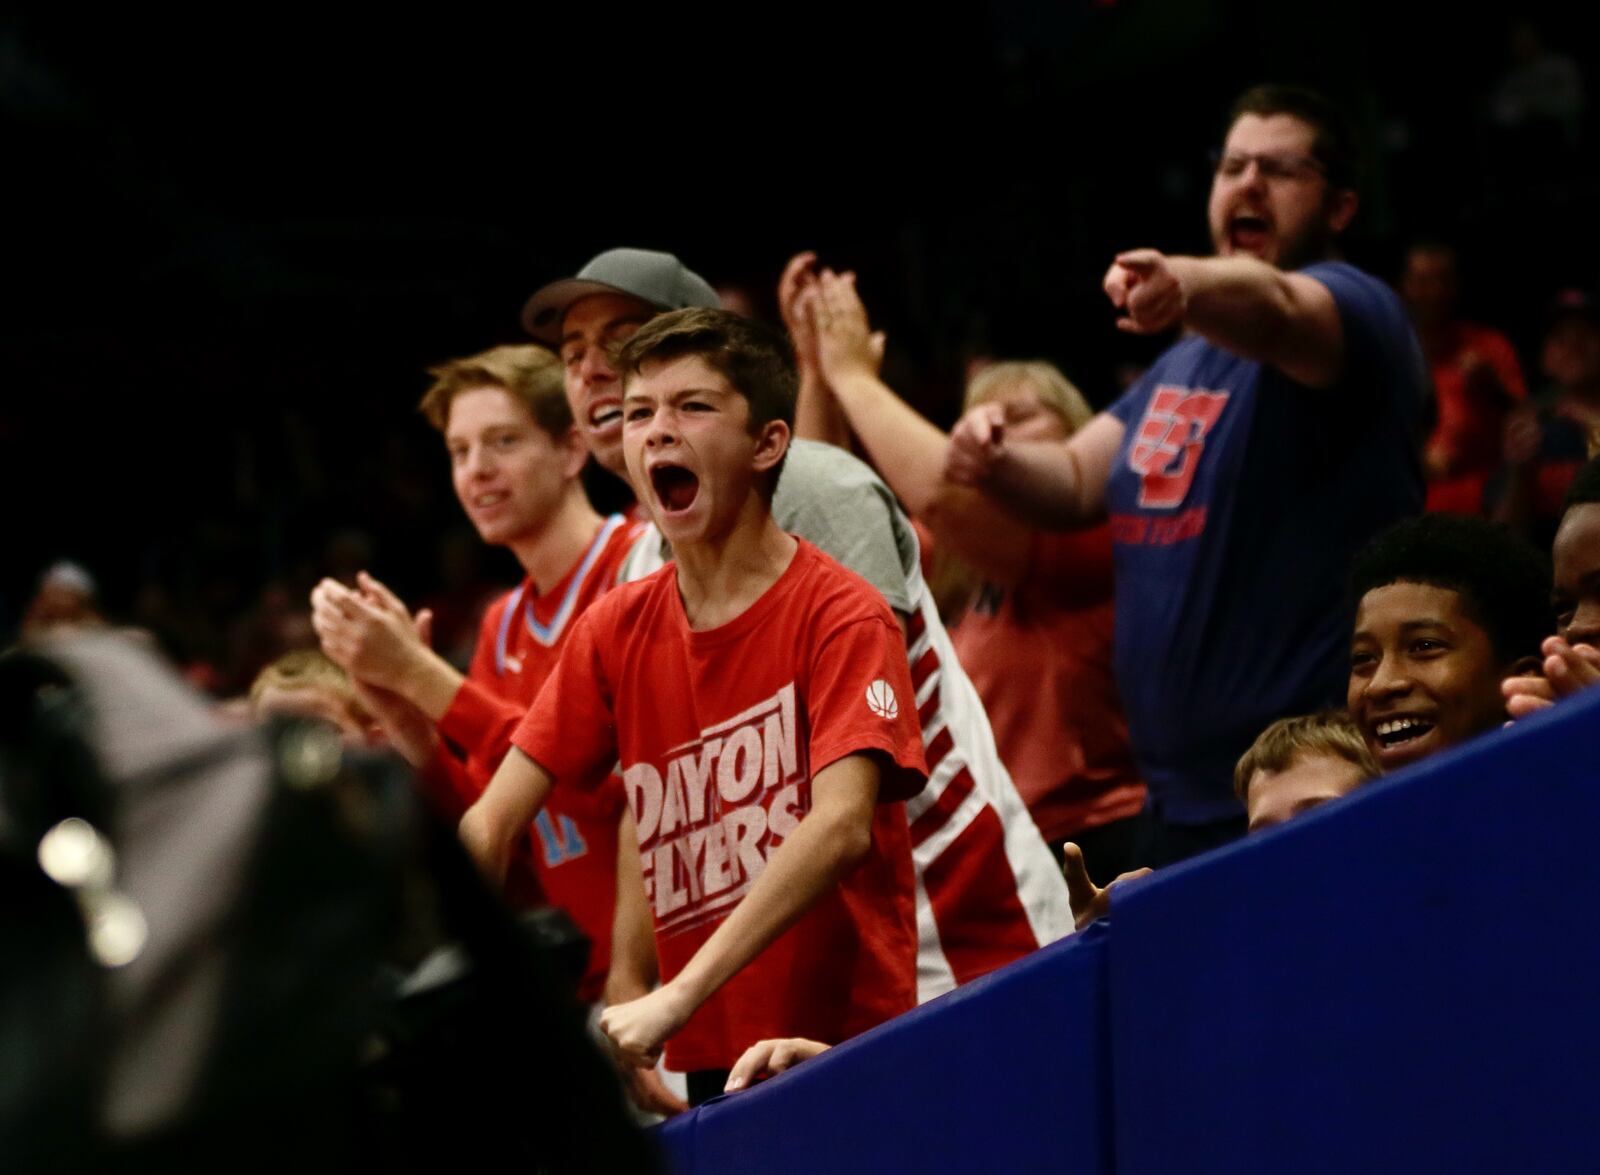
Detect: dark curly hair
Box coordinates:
(1349, 514, 1553, 663)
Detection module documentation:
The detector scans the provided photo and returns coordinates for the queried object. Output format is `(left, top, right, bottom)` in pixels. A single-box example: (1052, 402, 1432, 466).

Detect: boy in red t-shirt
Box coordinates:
(461, 309, 927, 1101)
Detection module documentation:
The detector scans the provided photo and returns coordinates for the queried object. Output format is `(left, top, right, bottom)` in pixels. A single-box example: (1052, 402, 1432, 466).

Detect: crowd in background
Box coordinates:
(5, 15, 1598, 675)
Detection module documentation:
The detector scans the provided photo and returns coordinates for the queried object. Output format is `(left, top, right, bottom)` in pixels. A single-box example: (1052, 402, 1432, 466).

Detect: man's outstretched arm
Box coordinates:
(598, 752, 881, 1067)
(1105, 250, 1346, 388)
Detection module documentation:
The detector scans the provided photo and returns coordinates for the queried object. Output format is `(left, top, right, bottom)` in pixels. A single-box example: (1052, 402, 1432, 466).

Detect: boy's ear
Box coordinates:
(561, 425, 590, 479)
(1325, 187, 1359, 236)
(751, 419, 790, 476)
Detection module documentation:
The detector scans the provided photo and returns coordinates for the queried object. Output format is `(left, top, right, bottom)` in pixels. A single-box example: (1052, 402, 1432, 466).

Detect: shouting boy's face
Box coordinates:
(621, 353, 787, 548)
(1347, 582, 1509, 773)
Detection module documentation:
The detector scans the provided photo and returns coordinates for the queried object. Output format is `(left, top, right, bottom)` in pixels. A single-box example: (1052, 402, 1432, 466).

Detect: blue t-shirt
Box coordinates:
(1104, 261, 1425, 823)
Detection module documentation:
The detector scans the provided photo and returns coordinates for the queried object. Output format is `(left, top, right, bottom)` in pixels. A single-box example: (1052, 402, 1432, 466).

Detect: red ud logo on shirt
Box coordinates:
(1128, 386, 1231, 509)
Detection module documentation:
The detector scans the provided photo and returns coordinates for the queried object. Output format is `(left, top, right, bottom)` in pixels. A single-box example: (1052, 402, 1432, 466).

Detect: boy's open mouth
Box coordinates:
(650, 463, 699, 513)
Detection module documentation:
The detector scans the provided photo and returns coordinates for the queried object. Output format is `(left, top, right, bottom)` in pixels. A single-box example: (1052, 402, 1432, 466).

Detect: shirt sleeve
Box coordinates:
(437, 594, 518, 750)
(433, 591, 529, 786)
(806, 614, 928, 803)
(774, 441, 916, 615)
(438, 677, 525, 767)
(1106, 365, 1159, 427)
(509, 607, 619, 791)
(1303, 261, 1425, 403)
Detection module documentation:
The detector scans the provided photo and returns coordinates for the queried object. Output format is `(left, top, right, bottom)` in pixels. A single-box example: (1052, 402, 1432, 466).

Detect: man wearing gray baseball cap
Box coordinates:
(523, 248, 720, 344)
(524, 248, 723, 485)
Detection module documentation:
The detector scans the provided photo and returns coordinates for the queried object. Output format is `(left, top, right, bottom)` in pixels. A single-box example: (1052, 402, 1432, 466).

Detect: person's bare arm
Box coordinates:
(598, 752, 881, 1067)
(604, 806, 659, 1004)
(349, 681, 440, 767)
(459, 747, 554, 885)
(1105, 250, 1346, 389)
(808, 269, 966, 518)
(946, 406, 1126, 531)
(782, 252, 854, 449)
(801, 270, 1041, 582)
(602, 805, 689, 1116)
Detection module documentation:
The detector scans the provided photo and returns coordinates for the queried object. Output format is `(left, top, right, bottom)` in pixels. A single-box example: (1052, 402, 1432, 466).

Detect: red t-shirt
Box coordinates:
(512, 538, 927, 1071)
(424, 514, 643, 1002)
(921, 522, 1145, 844)
(1424, 322, 1528, 511)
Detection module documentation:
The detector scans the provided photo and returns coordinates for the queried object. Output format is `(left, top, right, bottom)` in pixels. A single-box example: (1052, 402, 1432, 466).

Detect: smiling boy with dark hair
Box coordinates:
(1347, 515, 1550, 773)
(461, 307, 927, 1102)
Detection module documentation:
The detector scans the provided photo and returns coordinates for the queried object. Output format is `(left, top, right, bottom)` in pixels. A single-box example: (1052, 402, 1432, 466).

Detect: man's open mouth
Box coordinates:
(650, 463, 699, 513)
(1373, 716, 1436, 750)
(1229, 214, 1272, 252)
(589, 403, 623, 433)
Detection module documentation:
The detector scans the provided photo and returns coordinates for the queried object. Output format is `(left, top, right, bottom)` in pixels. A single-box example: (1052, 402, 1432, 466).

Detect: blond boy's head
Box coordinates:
(251, 650, 377, 744)
(1234, 711, 1378, 834)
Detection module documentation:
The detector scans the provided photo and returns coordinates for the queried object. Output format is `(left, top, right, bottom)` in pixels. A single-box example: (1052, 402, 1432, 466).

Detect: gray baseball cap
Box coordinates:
(521, 247, 720, 345)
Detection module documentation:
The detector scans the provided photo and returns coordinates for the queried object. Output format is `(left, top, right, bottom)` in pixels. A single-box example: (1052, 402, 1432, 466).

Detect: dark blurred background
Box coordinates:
(3, 3, 1595, 691)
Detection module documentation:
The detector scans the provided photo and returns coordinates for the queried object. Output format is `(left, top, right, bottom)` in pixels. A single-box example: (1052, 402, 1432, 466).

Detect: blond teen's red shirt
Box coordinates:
(422, 514, 644, 1002)
(511, 538, 927, 1072)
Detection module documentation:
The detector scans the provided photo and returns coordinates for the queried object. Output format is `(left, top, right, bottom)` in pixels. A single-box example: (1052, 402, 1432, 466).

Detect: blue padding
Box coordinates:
(673, 924, 1114, 1175)
(1110, 688, 1600, 1175)
(654, 1104, 700, 1174)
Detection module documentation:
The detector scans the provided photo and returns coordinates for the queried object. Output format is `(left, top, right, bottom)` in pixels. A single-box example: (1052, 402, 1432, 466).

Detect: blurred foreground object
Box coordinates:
(0, 631, 653, 1173)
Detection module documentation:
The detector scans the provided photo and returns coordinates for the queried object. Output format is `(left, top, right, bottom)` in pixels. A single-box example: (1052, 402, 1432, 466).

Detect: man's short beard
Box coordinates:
(1275, 220, 1338, 272)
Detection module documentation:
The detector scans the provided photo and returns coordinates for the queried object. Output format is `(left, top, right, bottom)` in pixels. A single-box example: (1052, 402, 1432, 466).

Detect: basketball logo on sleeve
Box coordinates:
(865, 679, 899, 719)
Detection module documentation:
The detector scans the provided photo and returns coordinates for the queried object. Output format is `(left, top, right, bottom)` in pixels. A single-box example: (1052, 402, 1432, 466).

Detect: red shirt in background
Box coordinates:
(1423, 323, 1528, 514)
(512, 538, 926, 1072)
(921, 520, 1145, 845)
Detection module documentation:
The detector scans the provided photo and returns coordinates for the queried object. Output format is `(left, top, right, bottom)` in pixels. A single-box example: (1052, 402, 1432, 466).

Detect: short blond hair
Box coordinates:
(250, 649, 366, 718)
(1233, 711, 1378, 803)
(418, 343, 569, 435)
(965, 361, 1093, 436)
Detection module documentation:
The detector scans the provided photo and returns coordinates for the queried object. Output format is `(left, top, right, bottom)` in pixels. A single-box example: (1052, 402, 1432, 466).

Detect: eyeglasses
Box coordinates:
(1212, 150, 1326, 182)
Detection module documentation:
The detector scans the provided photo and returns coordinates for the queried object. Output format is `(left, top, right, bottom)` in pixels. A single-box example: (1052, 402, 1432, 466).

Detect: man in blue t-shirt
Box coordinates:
(948, 84, 1424, 865)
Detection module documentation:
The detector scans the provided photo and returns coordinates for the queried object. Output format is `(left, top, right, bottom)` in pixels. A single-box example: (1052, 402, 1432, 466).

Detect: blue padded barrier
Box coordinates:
(654, 1102, 700, 1173)
(1109, 686, 1600, 1175)
(660, 923, 1115, 1175)
(652, 691, 1600, 1174)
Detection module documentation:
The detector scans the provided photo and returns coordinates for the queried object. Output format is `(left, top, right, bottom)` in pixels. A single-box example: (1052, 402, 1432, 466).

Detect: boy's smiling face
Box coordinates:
(621, 353, 787, 548)
(1347, 582, 1510, 773)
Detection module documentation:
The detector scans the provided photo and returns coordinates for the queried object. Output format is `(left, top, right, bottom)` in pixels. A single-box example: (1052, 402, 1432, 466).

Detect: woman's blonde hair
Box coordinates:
(964, 361, 1093, 435)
